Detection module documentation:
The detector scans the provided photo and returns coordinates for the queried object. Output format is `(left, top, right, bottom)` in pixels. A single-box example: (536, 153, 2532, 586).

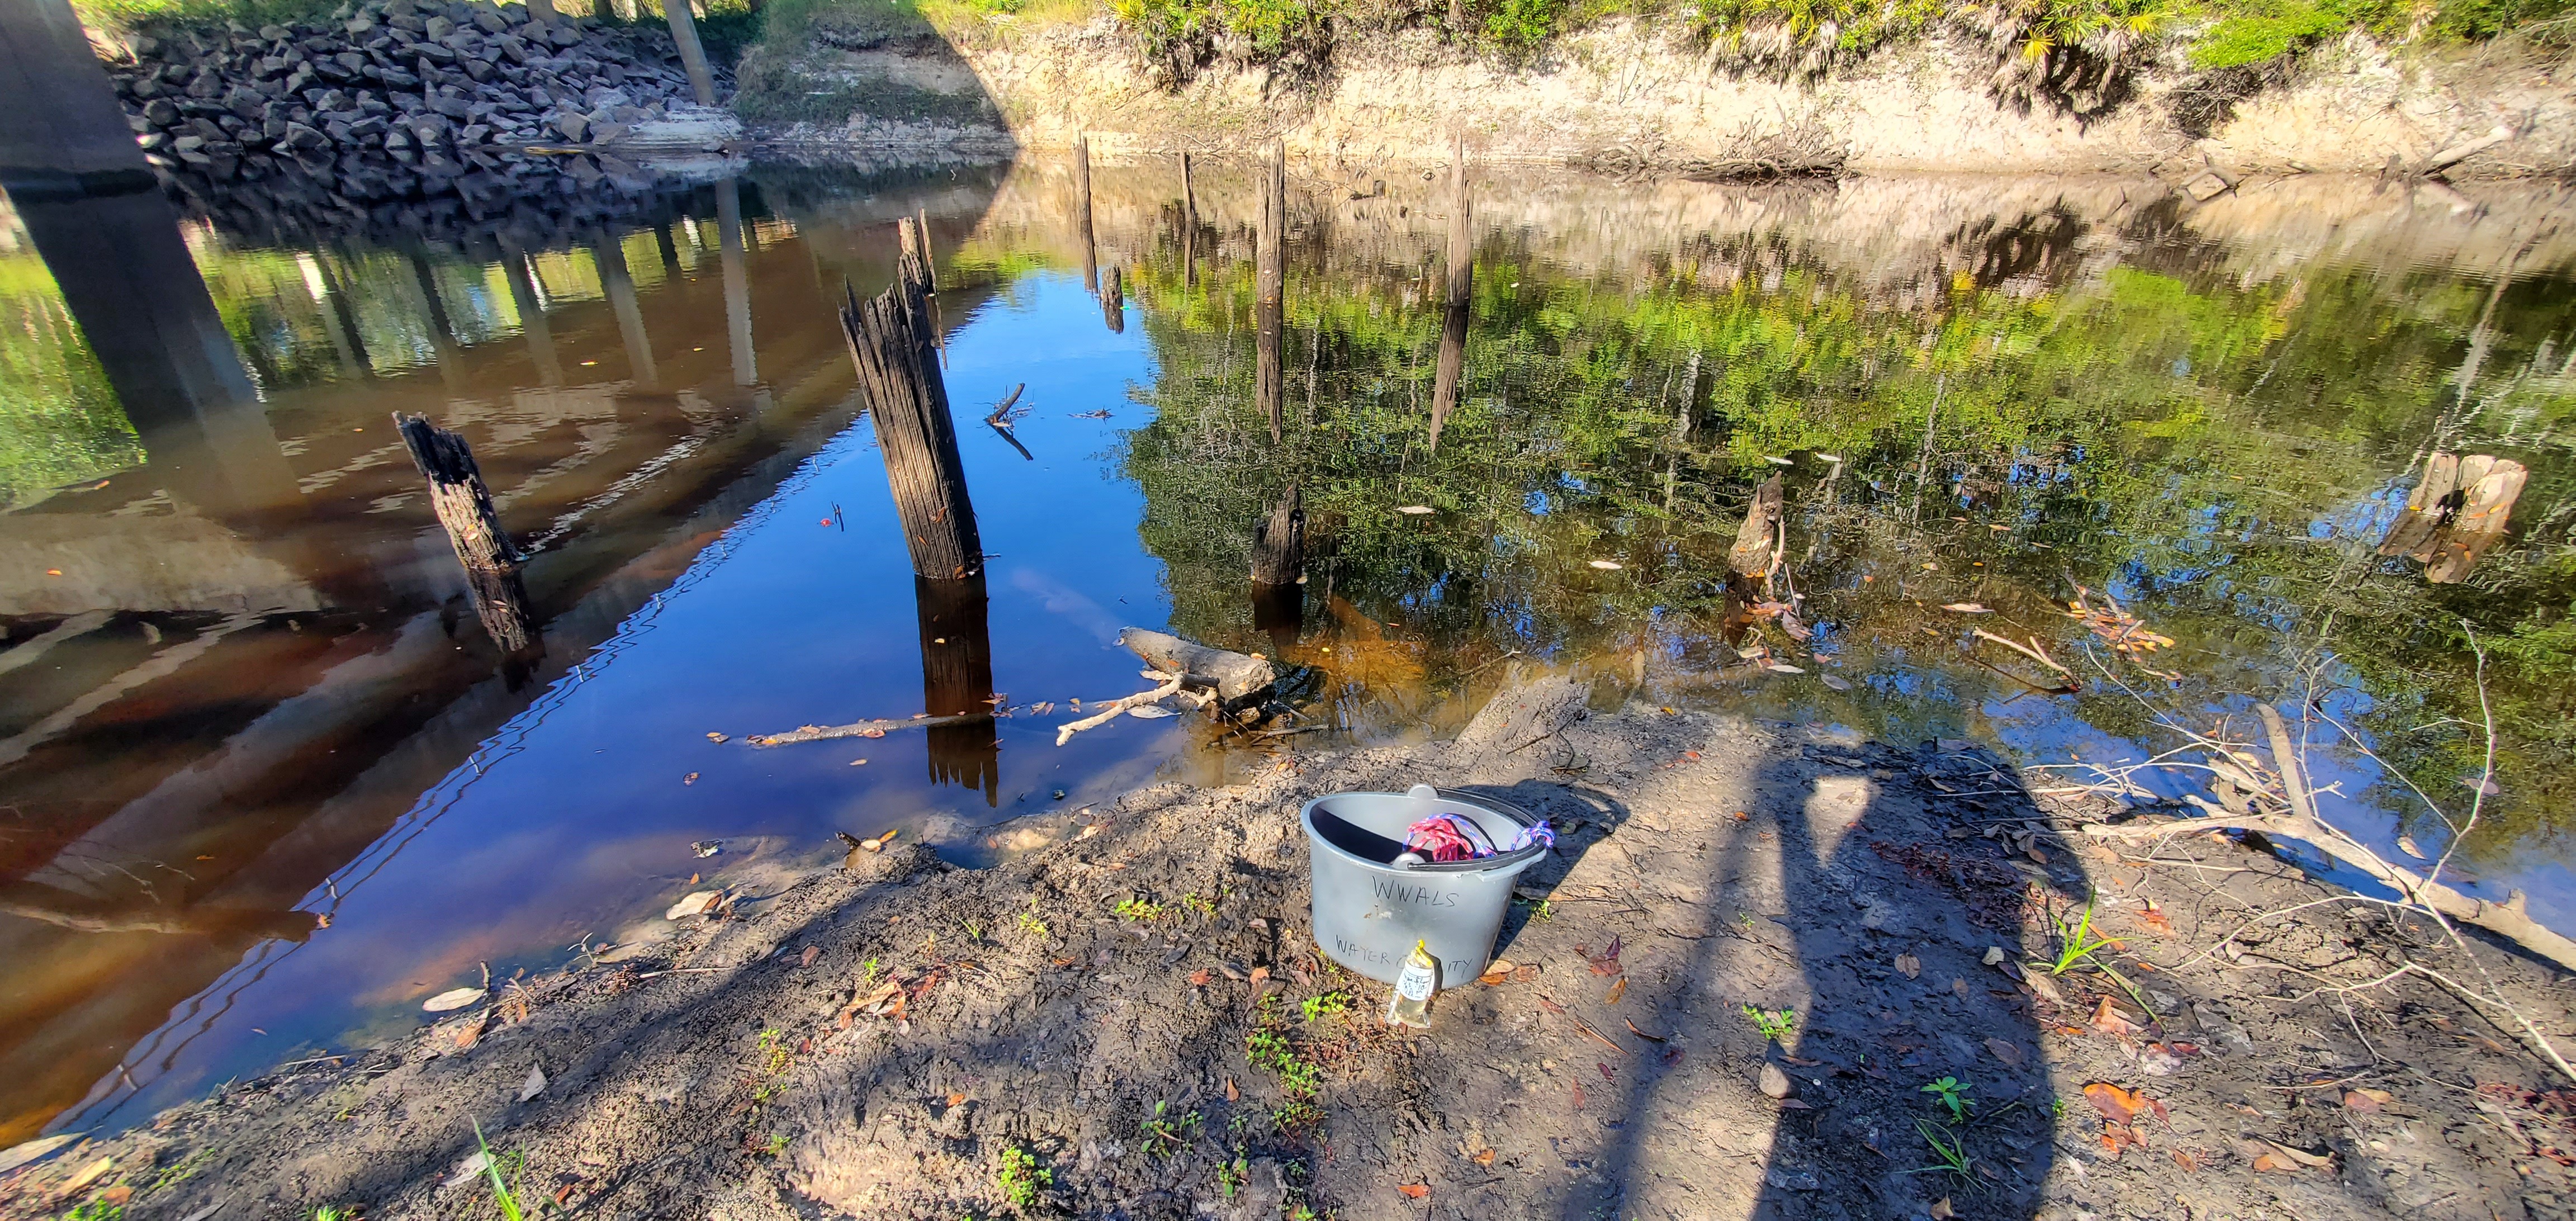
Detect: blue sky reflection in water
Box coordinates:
(3, 160, 2574, 1144)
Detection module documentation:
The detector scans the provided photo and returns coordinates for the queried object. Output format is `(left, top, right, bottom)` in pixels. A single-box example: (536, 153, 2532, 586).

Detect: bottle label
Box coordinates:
(1394, 960, 1436, 1000)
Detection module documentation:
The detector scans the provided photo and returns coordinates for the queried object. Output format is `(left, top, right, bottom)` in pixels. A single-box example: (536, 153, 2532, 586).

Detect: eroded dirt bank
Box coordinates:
(4, 680, 2571, 1220)
(756, 21, 2576, 179)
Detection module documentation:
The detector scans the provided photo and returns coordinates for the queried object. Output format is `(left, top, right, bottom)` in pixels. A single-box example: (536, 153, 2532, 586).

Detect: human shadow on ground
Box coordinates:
(1579, 737, 2089, 1221)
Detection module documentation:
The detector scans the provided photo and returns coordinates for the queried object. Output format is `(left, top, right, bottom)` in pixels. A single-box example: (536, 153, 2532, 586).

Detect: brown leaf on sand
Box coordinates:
(2083, 1082, 2165, 1126)
(1537, 997, 1567, 1015)
(1190, 969, 1211, 987)
(2091, 996, 2143, 1036)
(1396, 1182, 1429, 1199)
(1930, 1199, 1955, 1220)
(2171, 1149, 2199, 1172)
(1248, 967, 1270, 985)
(2101, 1124, 2145, 1157)
(1471, 1148, 1495, 1167)
(1606, 977, 1628, 1005)
(2137, 900, 2173, 936)
(2343, 1089, 2392, 1113)
(1513, 963, 1538, 983)
(1984, 1037, 2025, 1069)
(800, 945, 821, 968)
(1625, 1018, 1667, 1043)
(2243, 1138, 2333, 1170)
(1571, 1080, 1587, 1110)
(2024, 972, 2064, 1005)
(1895, 953, 1921, 979)
(1224, 1076, 1239, 1102)
(1588, 936, 1625, 977)
(1479, 958, 1514, 986)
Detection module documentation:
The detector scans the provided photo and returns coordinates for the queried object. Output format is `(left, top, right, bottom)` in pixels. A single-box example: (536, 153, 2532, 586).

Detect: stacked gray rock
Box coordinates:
(104, 0, 731, 243)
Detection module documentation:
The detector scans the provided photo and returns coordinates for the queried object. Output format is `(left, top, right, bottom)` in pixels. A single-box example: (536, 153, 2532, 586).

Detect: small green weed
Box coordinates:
(2043, 893, 2122, 977)
(62, 1201, 124, 1221)
(1218, 1147, 1248, 1198)
(1182, 892, 1217, 917)
(1016, 908, 1050, 938)
(860, 957, 883, 987)
(469, 1120, 528, 1221)
(1514, 897, 1555, 922)
(996, 1145, 1050, 1209)
(966, 920, 984, 942)
(1114, 896, 1168, 922)
(1138, 1100, 1201, 1159)
(1905, 1119, 1973, 1181)
(312, 1208, 356, 1221)
(751, 1029, 793, 1103)
(1300, 991, 1353, 1023)
(763, 1133, 789, 1157)
(1920, 1076, 1974, 1123)
(1247, 995, 1327, 1131)
(1742, 1004, 1797, 1043)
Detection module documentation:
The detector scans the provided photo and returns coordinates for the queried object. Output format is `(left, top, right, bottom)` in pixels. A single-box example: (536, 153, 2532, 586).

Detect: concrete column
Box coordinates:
(591, 231, 658, 388)
(660, 0, 717, 106)
(716, 179, 755, 387)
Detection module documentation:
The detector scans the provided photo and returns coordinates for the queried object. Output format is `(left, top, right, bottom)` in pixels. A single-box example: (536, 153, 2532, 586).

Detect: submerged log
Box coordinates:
(2378, 452, 2527, 583)
(1119, 627, 1277, 703)
(395, 413, 538, 659)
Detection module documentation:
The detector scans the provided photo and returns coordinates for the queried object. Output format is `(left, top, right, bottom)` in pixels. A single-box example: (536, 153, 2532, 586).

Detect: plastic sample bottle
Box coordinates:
(1384, 939, 1438, 1028)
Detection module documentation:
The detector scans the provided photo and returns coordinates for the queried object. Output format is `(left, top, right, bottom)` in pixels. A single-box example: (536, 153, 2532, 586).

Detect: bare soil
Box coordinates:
(6, 682, 2572, 1221)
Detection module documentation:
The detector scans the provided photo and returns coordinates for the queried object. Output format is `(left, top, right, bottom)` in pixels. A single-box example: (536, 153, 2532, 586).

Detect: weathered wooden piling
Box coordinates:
(1256, 140, 1287, 442)
(1075, 132, 1098, 294)
(660, 0, 719, 106)
(396, 414, 539, 659)
(1180, 152, 1200, 289)
(1251, 482, 1304, 587)
(1428, 139, 1472, 453)
(1101, 265, 1125, 333)
(916, 573, 999, 804)
(843, 242, 983, 580)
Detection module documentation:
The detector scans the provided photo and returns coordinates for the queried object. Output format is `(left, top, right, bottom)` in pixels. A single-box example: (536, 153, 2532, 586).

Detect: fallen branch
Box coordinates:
(747, 713, 991, 747)
(1056, 672, 1184, 746)
(1972, 628, 2076, 678)
(2076, 708, 2576, 975)
(1117, 627, 1276, 704)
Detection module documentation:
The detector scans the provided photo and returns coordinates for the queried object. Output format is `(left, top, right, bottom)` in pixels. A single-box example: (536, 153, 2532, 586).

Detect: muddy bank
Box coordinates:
(4, 680, 2570, 1219)
(754, 20, 2576, 179)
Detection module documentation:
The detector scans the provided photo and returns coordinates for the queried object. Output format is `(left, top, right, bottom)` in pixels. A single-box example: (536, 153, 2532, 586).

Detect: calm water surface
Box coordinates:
(2, 158, 2572, 1144)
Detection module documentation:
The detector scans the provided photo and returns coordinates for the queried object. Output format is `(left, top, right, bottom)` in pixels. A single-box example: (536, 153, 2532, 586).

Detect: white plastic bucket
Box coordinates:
(1301, 784, 1546, 990)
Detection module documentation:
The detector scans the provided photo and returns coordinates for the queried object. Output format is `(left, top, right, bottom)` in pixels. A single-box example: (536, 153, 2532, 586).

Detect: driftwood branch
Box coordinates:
(1055, 673, 1183, 746)
(2078, 704, 2576, 973)
(747, 713, 992, 747)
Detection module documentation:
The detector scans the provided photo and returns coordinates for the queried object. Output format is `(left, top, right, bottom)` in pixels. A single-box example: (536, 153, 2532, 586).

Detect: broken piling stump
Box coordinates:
(841, 237, 983, 581)
(1256, 140, 1286, 442)
(1428, 137, 1472, 453)
(395, 413, 539, 660)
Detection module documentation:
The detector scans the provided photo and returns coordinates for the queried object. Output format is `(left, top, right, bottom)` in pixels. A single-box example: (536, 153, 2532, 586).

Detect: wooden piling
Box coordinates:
(1427, 138, 1471, 453)
(661, 0, 718, 106)
(1251, 482, 1304, 586)
(842, 254, 983, 581)
(1256, 140, 1287, 442)
(1075, 132, 1098, 294)
(1101, 264, 1125, 333)
(917, 573, 999, 804)
(1181, 151, 1199, 290)
(395, 414, 539, 659)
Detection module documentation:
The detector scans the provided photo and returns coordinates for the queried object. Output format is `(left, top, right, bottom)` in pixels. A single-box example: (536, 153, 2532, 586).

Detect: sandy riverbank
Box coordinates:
(3, 676, 2568, 1220)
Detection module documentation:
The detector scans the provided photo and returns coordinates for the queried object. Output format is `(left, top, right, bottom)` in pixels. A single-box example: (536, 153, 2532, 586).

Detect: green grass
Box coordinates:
(1138, 1100, 1201, 1158)
(1113, 896, 1169, 921)
(469, 1121, 528, 1221)
(1920, 1076, 1974, 1123)
(1742, 1004, 1796, 1043)
(2042, 893, 2120, 977)
(1906, 1119, 1974, 1182)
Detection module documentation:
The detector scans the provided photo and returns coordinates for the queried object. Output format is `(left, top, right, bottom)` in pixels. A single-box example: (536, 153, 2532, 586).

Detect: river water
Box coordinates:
(1, 157, 2570, 1146)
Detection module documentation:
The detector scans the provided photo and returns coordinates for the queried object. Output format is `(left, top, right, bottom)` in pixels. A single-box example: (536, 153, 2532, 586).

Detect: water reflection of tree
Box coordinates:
(1111, 219, 2576, 860)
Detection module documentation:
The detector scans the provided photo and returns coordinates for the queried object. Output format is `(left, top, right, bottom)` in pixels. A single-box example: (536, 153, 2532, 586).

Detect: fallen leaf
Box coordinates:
(1588, 936, 1625, 976)
(2083, 1082, 2163, 1126)
(2256, 1138, 2333, 1169)
(1128, 705, 1177, 719)
(1662, 1047, 1685, 1066)
(1606, 977, 1628, 1005)
(1396, 1182, 1429, 1198)
(1224, 1077, 1239, 1101)
(1982, 945, 2006, 966)
(1765, 662, 1806, 674)
(1248, 966, 1270, 985)
(1190, 969, 1211, 986)
(1597, 1062, 1615, 1081)
(801, 945, 821, 968)
(1821, 674, 1853, 691)
(96, 1186, 132, 1206)
(518, 1065, 548, 1102)
(2251, 1152, 2289, 1172)
(423, 986, 486, 1013)
(1782, 1055, 1821, 1067)
(2171, 1149, 2199, 1172)
(2091, 996, 2143, 1036)
(1895, 953, 1921, 979)
(666, 891, 721, 920)
(705, 732, 728, 742)
(58, 1156, 112, 1194)
(1588, 560, 1624, 570)
(1940, 603, 1993, 614)
(1537, 997, 1566, 1015)
(2102, 1123, 2145, 1157)
(1472, 1148, 1495, 1167)
(682, 772, 699, 785)
(1571, 1080, 1587, 1109)
(1395, 505, 1435, 515)
(1930, 1199, 1955, 1219)
(1624, 1018, 1666, 1043)
(2343, 1088, 2393, 1112)
(1952, 978, 1970, 997)
(2137, 902, 2173, 936)
(1513, 964, 1538, 983)
(443, 1150, 494, 1187)
(1985, 1037, 2025, 1069)
(2025, 972, 2064, 1005)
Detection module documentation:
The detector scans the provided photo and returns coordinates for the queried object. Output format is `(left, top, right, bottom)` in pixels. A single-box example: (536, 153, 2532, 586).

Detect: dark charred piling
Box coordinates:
(1251, 482, 1304, 587)
(1428, 140, 1472, 453)
(844, 224, 983, 581)
(1256, 140, 1287, 442)
(1181, 151, 1200, 289)
(917, 574, 999, 805)
(395, 414, 539, 661)
(1101, 265, 1125, 333)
